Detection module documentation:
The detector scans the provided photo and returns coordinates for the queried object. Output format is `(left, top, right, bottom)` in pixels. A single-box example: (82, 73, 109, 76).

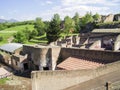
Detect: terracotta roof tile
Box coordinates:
(57, 57, 104, 70)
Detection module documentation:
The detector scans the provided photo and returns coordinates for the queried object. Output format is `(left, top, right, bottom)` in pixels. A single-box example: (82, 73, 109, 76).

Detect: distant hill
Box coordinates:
(0, 19, 6, 23)
(0, 19, 18, 23)
(8, 19, 18, 23)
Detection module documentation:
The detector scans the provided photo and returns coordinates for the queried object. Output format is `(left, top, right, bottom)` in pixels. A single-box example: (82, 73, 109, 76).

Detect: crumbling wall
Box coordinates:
(23, 45, 61, 70)
(102, 14, 114, 23)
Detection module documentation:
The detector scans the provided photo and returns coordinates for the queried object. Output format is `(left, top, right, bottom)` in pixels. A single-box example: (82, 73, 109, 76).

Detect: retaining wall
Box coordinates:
(31, 61, 120, 90)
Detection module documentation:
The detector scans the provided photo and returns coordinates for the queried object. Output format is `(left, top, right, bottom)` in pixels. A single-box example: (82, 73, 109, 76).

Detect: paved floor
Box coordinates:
(64, 70, 120, 90)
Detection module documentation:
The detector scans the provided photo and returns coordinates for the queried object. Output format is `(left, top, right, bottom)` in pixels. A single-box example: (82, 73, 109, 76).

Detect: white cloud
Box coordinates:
(12, 0, 120, 21)
(46, 0, 118, 19)
(61, 0, 119, 6)
(46, 1, 53, 4)
(40, 1, 53, 6)
(0, 16, 5, 19)
(38, 0, 110, 20)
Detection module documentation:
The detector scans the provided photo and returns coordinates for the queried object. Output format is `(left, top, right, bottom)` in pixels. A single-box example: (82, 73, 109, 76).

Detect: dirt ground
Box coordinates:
(0, 75, 31, 90)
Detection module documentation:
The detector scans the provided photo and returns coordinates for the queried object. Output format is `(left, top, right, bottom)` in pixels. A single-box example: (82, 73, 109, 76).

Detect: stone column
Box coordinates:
(39, 65, 43, 70)
(106, 82, 112, 90)
(114, 41, 120, 51)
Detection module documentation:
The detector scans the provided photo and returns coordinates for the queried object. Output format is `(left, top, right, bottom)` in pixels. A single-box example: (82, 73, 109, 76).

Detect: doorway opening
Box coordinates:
(24, 63, 29, 70)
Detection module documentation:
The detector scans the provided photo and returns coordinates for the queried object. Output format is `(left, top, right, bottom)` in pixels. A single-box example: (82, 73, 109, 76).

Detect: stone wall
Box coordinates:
(23, 45, 61, 70)
(51, 47, 61, 70)
(114, 35, 120, 51)
(23, 45, 120, 71)
(101, 14, 114, 23)
(31, 61, 120, 90)
(89, 40, 102, 50)
(114, 14, 120, 21)
(11, 54, 28, 71)
(60, 48, 120, 63)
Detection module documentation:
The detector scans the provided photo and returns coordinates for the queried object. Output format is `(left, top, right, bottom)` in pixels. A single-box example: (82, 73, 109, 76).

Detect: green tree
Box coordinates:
(44, 21, 50, 32)
(30, 29, 38, 39)
(0, 36, 3, 41)
(46, 14, 61, 44)
(13, 31, 27, 43)
(73, 12, 80, 33)
(64, 16, 75, 35)
(93, 13, 100, 22)
(34, 17, 45, 35)
(80, 12, 94, 27)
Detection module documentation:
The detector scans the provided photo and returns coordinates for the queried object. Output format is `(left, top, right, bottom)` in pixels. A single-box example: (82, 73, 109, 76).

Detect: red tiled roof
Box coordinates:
(57, 57, 104, 70)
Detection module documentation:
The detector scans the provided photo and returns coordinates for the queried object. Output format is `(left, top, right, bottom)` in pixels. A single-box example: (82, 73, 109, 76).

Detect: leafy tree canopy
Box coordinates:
(34, 17, 45, 35)
(64, 16, 75, 35)
(73, 12, 80, 32)
(80, 12, 94, 27)
(93, 13, 100, 22)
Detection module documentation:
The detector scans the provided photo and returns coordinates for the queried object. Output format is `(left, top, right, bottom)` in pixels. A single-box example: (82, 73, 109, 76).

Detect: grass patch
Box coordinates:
(0, 25, 34, 45)
(3, 25, 34, 32)
(0, 24, 79, 46)
(0, 33, 13, 45)
(0, 78, 10, 84)
(60, 33, 79, 39)
(28, 34, 48, 44)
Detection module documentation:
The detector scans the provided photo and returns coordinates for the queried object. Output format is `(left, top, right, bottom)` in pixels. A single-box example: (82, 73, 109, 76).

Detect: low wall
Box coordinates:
(31, 61, 120, 90)
(60, 48, 120, 63)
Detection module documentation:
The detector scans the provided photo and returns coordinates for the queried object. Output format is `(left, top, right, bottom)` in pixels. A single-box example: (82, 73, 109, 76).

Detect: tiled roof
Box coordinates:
(92, 28, 120, 33)
(57, 57, 104, 70)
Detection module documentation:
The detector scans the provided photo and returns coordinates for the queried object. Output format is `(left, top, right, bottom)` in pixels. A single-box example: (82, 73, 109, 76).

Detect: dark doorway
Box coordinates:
(43, 67, 49, 70)
(24, 63, 29, 70)
(35, 65, 39, 70)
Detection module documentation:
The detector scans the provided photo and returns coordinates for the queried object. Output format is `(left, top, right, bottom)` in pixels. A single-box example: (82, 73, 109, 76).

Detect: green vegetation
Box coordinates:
(0, 25, 34, 45)
(73, 12, 81, 33)
(93, 13, 100, 22)
(0, 78, 10, 84)
(1, 12, 118, 45)
(29, 34, 47, 44)
(0, 20, 34, 31)
(64, 16, 75, 35)
(3, 24, 34, 31)
(80, 12, 94, 27)
(96, 21, 120, 27)
(34, 18, 45, 35)
(13, 28, 38, 43)
(46, 14, 61, 44)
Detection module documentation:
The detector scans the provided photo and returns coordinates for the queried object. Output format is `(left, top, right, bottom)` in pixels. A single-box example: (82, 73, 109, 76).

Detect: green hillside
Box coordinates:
(0, 25, 34, 45)
(3, 24, 34, 31)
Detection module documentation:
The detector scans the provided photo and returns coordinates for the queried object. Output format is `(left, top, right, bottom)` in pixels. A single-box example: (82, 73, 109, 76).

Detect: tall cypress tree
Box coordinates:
(46, 14, 61, 44)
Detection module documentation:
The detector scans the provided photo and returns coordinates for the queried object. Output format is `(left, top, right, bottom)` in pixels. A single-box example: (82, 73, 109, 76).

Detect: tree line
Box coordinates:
(33, 12, 100, 44)
(0, 12, 100, 44)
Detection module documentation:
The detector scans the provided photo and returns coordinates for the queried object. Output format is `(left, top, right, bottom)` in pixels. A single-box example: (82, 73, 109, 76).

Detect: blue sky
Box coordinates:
(0, 0, 120, 21)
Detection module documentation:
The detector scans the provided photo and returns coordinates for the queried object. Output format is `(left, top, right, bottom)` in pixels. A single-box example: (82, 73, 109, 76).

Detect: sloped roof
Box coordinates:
(92, 28, 120, 33)
(0, 43, 23, 53)
(0, 67, 10, 76)
(57, 57, 104, 70)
